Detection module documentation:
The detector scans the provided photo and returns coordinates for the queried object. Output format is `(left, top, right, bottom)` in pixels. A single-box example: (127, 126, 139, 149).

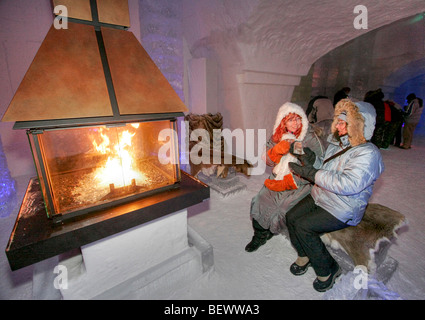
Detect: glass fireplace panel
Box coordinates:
(28, 120, 180, 218)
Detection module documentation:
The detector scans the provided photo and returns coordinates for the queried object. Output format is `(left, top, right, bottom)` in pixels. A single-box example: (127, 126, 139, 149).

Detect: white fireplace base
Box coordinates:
(32, 209, 213, 300)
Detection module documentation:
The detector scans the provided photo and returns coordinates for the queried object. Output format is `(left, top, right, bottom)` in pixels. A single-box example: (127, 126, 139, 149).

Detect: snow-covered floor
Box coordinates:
(1, 134, 425, 300)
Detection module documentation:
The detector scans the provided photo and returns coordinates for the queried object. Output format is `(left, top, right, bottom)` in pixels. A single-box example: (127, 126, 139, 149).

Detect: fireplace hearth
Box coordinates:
(6, 171, 208, 271)
(3, 0, 210, 271)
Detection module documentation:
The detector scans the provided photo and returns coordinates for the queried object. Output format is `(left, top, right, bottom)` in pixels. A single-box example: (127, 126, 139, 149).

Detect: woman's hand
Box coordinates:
(289, 143, 316, 166)
(267, 140, 291, 163)
(288, 162, 318, 184)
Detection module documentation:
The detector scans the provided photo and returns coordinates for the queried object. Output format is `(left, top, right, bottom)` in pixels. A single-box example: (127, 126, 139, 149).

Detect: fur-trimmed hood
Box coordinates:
(271, 102, 309, 181)
(272, 102, 309, 141)
(331, 99, 376, 147)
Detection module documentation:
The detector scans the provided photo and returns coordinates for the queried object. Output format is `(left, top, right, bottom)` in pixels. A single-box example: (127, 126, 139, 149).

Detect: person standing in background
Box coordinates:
(333, 87, 351, 107)
(364, 89, 387, 149)
(401, 93, 424, 149)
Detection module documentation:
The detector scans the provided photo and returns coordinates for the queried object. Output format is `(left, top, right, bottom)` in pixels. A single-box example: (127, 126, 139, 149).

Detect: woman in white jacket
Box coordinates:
(286, 99, 384, 292)
(245, 102, 324, 252)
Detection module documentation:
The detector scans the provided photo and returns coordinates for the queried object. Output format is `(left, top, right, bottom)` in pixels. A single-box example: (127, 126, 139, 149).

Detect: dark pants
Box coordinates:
(286, 195, 348, 277)
(393, 122, 403, 146)
(385, 121, 402, 148)
(372, 122, 391, 148)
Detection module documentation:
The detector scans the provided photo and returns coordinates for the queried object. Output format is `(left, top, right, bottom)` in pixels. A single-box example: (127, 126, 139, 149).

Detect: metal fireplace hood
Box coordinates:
(2, 0, 187, 130)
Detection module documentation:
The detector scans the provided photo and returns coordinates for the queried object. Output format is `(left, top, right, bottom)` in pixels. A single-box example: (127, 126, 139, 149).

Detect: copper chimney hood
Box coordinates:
(3, 0, 188, 128)
(4, 1, 210, 270)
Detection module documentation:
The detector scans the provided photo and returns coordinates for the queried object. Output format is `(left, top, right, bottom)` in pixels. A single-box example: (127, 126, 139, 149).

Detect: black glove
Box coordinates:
(289, 143, 316, 166)
(288, 162, 318, 184)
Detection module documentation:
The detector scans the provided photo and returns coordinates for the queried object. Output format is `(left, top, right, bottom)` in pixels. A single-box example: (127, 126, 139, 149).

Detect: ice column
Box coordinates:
(0, 137, 16, 218)
(139, 0, 183, 100)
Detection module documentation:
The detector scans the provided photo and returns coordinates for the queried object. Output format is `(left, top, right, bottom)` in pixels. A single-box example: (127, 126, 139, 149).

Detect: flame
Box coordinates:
(92, 127, 147, 189)
(93, 132, 111, 154)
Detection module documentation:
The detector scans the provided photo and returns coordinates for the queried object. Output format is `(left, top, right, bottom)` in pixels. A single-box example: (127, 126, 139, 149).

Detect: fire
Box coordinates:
(92, 127, 148, 189)
(93, 132, 111, 154)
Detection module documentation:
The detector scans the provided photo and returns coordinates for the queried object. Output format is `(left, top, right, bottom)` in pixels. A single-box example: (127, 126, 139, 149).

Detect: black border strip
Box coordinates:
(89, 0, 121, 118)
(13, 113, 185, 130)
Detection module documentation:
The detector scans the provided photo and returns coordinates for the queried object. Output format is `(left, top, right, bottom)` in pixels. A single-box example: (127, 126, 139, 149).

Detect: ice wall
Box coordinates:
(139, 0, 184, 101)
(0, 136, 16, 218)
(0, 0, 52, 178)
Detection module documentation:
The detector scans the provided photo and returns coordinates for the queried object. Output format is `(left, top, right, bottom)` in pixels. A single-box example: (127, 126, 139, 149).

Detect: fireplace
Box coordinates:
(3, 0, 209, 271)
(28, 120, 181, 222)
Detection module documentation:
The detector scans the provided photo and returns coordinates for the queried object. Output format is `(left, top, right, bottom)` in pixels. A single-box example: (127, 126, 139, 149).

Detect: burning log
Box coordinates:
(101, 179, 144, 201)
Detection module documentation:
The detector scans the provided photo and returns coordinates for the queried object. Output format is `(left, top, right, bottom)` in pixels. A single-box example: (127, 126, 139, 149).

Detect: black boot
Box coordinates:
(312, 262, 342, 292)
(245, 220, 273, 252)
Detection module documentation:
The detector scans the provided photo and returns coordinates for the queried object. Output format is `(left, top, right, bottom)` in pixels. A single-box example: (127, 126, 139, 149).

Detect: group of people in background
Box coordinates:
(308, 87, 424, 150)
(363, 89, 423, 150)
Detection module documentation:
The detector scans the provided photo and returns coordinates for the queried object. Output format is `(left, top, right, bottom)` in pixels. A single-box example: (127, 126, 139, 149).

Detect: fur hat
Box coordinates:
(331, 99, 376, 147)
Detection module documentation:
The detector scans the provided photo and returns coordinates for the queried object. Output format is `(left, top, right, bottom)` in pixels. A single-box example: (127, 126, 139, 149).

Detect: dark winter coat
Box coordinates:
(364, 89, 385, 124)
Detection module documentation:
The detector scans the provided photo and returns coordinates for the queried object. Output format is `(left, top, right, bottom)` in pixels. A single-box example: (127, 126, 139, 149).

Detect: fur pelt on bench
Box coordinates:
(321, 203, 406, 273)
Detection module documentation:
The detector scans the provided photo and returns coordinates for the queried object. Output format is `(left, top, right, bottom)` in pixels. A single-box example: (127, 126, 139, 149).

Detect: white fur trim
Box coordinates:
(272, 133, 297, 179)
(272, 102, 309, 142)
(271, 103, 308, 180)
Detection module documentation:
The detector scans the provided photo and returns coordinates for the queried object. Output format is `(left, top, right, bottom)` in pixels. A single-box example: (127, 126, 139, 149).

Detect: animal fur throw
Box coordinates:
(184, 112, 252, 178)
(185, 113, 224, 153)
(321, 203, 406, 273)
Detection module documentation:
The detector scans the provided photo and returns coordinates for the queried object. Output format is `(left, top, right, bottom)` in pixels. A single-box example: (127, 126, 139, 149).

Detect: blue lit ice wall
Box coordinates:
(138, 0, 187, 166)
(139, 0, 184, 101)
(0, 136, 16, 218)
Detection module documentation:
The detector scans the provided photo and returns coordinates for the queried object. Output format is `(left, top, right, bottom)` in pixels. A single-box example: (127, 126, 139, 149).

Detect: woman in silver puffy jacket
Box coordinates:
(286, 99, 384, 292)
